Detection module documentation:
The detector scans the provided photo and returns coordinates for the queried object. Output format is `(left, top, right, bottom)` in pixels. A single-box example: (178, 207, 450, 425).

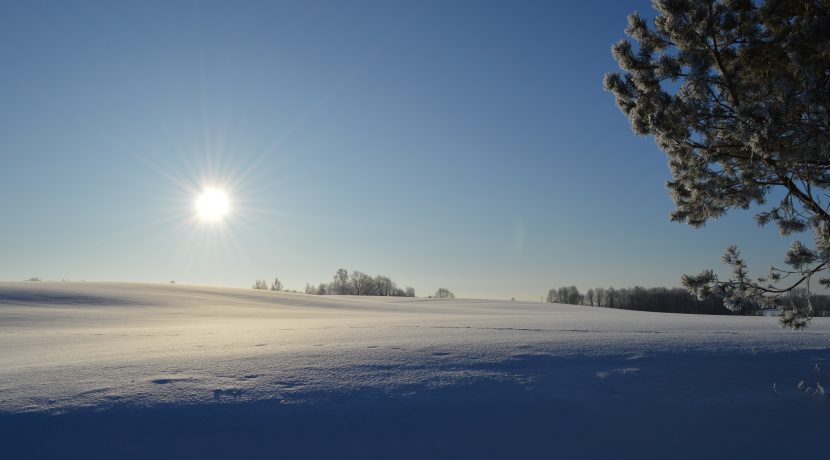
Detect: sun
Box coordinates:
(195, 188, 230, 222)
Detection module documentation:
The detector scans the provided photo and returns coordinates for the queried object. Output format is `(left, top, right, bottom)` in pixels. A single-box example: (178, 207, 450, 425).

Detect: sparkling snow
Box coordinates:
(2, 282, 829, 459)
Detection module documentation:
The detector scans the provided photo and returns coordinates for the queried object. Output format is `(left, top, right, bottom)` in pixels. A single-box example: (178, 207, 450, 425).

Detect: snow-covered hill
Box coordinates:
(1, 282, 829, 459)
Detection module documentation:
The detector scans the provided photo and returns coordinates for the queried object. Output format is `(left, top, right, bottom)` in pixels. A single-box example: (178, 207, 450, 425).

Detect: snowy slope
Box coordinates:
(1, 282, 829, 459)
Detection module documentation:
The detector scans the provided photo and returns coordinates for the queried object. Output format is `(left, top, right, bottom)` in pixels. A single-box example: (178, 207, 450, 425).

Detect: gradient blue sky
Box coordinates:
(0, 0, 799, 299)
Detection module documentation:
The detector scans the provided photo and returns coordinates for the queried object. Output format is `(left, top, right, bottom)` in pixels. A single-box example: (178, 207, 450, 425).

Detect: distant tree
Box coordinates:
(567, 286, 582, 305)
(585, 288, 595, 306)
(556, 287, 568, 304)
(374, 275, 396, 296)
(434, 288, 455, 299)
(605, 0, 830, 328)
(618, 288, 630, 309)
(635, 286, 653, 310)
(594, 287, 606, 308)
(331, 268, 351, 295)
(271, 278, 283, 291)
(252, 279, 269, 290)
(350, 271, 376, 296)
(304, 268, 417, 297)
(546, 288, 557, 303)
(546, 286, 583, 305)
(579, 284, 741, 315)
(606, 287, 617, 309)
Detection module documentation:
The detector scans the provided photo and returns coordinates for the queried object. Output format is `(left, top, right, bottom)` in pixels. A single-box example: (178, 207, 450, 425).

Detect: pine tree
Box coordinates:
(605, 0, 830, 328)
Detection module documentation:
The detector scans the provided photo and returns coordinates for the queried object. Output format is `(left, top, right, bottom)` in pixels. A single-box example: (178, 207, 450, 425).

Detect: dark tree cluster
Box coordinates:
(547, 285, 750, 315)
(546, 286, 583, 305)
(550, 284, 830, 317)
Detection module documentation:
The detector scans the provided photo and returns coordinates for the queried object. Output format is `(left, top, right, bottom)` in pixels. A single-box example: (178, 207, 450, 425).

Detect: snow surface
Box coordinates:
(1, 282, 829, 459)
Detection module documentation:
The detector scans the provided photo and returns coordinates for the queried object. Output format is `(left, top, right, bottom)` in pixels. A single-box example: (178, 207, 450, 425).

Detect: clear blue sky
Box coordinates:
(0, 0, 797, 299)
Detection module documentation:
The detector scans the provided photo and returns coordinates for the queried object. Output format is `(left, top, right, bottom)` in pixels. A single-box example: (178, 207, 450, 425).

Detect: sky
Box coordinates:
(0, 0, 803, 300)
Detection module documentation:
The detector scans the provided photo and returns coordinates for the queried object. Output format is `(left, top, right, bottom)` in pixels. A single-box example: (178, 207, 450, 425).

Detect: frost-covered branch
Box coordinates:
(606, 0, 830, 328)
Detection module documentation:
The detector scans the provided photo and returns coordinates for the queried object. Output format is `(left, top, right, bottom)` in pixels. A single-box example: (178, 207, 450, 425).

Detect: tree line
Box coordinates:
(302, 268, 415, 297)
(253, 268, 456, 299)
(547, 285, 830, 317)
(547, 285, 740, 315)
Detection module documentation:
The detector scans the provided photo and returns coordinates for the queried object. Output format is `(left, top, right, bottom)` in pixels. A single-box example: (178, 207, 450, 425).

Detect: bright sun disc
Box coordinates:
(196, 188, 230, 221)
